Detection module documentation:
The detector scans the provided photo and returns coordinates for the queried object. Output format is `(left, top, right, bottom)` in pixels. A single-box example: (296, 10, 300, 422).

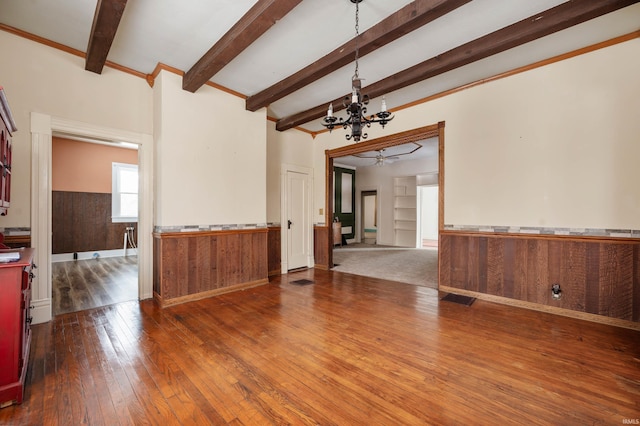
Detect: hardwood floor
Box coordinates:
(2, 269, 639, 425)
(52, 256, 138, 315)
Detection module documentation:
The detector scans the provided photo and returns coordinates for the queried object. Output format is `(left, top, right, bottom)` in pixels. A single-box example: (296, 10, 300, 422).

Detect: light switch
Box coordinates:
(319, 208, 323, 215)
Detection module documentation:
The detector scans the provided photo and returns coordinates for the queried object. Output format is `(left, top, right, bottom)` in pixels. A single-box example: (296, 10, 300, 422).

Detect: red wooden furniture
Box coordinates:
(0, 87, 17, 217)
(0, 248, 35, 408)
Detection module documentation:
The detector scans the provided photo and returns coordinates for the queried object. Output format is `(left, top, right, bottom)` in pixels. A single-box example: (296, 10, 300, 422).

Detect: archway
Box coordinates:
(324, 122, 445, 269)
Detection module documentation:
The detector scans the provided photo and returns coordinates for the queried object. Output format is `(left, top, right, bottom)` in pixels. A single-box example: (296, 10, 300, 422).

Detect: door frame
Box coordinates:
(281, 163, 314, 273)
(30, 113, 153, 324)
(325, 122, 445, 268)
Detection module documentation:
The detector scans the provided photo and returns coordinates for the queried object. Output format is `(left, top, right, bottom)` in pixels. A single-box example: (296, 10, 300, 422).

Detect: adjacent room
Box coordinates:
(0, 0, 638, 424)
(331, 138, 440, 288)
(50, 137, 139, 315)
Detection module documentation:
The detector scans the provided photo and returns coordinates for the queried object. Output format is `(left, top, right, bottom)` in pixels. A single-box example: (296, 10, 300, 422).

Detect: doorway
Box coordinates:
(418, 185, 439, 248)
(30, 114, 153, 325)
(324, 123, 445, 281)
(50, 136, 139, 315)
(361, 190, 377, 244)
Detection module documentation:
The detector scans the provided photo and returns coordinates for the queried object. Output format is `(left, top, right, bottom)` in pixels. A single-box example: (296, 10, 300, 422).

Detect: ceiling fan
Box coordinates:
(353, 142, 422, 166)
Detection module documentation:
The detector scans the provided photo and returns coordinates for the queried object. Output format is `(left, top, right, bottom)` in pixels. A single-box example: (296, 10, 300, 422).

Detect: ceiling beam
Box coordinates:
(85, 0, 128, 74)
(183, 0, 303, 93)
(276, 0, 638, 132)
(245, 0, 471, 112)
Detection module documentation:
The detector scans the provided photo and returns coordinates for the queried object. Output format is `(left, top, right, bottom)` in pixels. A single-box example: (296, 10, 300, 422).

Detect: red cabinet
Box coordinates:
(0, 87, 17, 216)
(0, 248, 35, 408)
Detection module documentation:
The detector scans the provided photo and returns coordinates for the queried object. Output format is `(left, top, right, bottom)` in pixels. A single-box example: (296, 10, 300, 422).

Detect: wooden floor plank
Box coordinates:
(90, 309, 148, 425)
(100, 305, 182, 425)
(110, 302, 224, 425)
(1, 268, 639, 425)
(139, 301, 263, 424)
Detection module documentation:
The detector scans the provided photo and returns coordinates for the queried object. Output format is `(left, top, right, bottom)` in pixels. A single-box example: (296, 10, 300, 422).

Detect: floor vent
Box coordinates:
(290, 279, 314, 286)
(440, 293, 476, 306)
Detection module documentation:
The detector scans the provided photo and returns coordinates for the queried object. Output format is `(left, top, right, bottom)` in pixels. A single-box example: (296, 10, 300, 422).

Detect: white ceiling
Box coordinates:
(1, 0, 639, 139)
(335, 138, 438, 168)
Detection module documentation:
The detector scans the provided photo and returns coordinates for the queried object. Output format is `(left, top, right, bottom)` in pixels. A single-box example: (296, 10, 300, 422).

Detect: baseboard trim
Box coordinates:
(52, 249, 138, 262)
(30, 298, 52, 324)
(439, 286, 640, 331)
(154, 278, 269, 308)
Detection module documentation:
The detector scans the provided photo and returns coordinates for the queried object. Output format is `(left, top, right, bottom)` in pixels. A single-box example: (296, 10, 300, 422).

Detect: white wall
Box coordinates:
(312, 38, 640, 230)
(0, 30, 153, 227)
(266, 122, 313, 223)
(154, 71, 267, 226)
(353, 156, 438, 245)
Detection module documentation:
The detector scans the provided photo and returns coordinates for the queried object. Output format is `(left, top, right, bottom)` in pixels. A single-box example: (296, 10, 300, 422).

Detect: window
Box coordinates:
(112, 162, 138, 222)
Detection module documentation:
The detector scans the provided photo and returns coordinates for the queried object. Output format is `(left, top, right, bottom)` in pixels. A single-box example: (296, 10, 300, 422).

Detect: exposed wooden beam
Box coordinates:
(85, 0, 128, 74)
(276, 0, 638, 131)
(183, 0, 303, 93)
(246, 0, 471, 112)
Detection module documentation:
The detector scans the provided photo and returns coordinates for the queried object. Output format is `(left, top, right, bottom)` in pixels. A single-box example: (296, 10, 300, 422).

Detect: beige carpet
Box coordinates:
(332, 245, 438, 288)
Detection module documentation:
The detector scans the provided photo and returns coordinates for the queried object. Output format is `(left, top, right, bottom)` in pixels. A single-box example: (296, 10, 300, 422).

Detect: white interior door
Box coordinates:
(286, 170, 309, 270)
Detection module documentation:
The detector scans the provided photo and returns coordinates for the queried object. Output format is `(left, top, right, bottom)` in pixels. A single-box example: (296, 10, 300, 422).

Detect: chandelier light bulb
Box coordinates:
(381, 97, 387, 112)
(327, 103, 333, 117)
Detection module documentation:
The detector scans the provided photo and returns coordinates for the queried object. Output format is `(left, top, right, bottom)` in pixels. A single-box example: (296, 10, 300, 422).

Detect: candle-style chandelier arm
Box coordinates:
(321, 89, 394, 142)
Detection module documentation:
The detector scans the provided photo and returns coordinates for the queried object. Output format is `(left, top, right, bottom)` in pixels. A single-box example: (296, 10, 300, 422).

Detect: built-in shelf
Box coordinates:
(393, 176, 417, 247)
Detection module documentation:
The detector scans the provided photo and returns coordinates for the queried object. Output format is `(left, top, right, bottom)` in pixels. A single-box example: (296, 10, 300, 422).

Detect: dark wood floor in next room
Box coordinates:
(51, 256, 138, 315)
(2, 268, 638, 425)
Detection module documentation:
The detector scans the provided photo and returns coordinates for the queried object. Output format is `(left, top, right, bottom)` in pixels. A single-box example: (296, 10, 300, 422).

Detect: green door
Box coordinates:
(333, 167, 355, 240)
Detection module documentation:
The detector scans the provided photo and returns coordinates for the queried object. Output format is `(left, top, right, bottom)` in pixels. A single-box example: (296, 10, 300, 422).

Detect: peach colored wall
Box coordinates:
(52, 137, 138, 193)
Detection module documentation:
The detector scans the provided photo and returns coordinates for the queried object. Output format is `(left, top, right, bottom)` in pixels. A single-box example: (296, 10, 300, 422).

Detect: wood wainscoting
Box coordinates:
(440, 231, 640, 326)
(267, 226, 281, 276)
(153, 229, 268, 307)
(314, 225, 329, 269)
(2, 234, 31, 248)
(52, 191, 137, 253)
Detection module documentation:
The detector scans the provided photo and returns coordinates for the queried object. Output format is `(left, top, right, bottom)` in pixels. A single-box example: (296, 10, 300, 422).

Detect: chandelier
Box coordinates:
(322, 0, 393, 142)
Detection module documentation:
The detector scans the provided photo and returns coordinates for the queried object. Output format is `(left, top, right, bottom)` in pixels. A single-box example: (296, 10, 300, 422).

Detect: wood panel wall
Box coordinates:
(267, 226, 281, 276)
(153, 229, 268, 307)
(314, 225, 329, 270)
(439, 232, 640, 323)
(2, 235, 30, 249)
(52, 191, 136, 253)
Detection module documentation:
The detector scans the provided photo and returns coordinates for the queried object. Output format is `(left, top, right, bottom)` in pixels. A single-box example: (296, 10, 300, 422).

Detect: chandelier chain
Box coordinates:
(353, 0, 360, 80)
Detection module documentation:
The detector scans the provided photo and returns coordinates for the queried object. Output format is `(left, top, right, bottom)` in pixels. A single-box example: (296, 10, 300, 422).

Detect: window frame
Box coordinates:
(111, 162, 138, 223)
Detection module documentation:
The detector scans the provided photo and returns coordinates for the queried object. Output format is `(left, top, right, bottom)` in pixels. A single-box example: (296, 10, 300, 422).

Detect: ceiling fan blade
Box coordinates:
(353, 151, 381, 159)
